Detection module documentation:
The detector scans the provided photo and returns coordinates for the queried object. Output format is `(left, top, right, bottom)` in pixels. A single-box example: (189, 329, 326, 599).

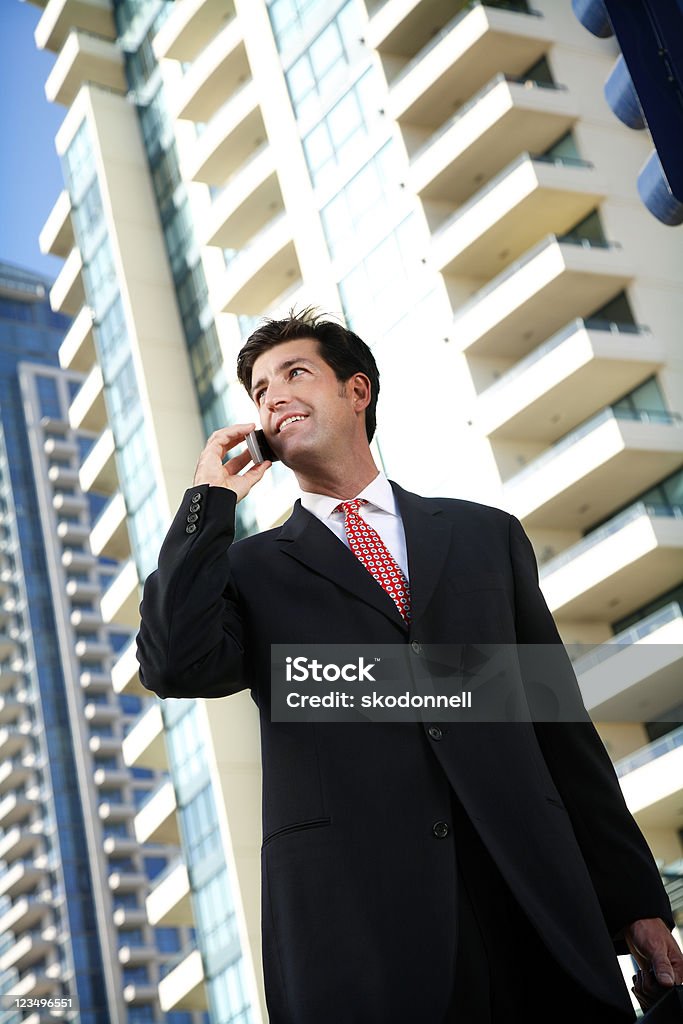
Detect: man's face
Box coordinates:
(249, 337, 360, 467)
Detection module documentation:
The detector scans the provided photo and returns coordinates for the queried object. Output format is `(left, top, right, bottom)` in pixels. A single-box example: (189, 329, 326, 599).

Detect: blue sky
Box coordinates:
(0, 3, 69, 282)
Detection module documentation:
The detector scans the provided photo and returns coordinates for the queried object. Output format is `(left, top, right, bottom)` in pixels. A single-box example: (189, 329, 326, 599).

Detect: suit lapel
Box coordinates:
(390, 482, 454, 627)
(276, 501, 407, 630)
(275, 483, 454, 631)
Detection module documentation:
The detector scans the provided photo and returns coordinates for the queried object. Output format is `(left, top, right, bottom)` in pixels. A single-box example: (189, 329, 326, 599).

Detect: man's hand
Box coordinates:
(624, 917, 683, 1011)
(193, 424, 271, 503)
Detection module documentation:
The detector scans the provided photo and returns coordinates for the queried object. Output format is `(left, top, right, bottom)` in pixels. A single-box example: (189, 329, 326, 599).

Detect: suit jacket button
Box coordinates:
(411, 641, 422, 654)
(427, 726, 443, 741)
(191, 492, 202, 503)
(433, 821, 449, 839)
(187, 513, 198, 523)
(186, 524, 197, 534)
(189, 503, 200, 513)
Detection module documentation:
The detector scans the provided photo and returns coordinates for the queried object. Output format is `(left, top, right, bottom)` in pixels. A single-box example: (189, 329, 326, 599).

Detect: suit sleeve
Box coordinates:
(508, 514, 675, 954)
(136, 484, 250, 700)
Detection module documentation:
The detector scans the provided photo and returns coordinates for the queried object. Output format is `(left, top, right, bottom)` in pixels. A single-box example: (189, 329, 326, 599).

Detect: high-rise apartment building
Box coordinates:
(27, 0, 683, 1018)
(0, 259, 204, 1023)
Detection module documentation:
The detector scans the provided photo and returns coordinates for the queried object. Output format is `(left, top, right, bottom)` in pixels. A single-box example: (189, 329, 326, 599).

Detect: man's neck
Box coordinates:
(295, 460, 381, 502)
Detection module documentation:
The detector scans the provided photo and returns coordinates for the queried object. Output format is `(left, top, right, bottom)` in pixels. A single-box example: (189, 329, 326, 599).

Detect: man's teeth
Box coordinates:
(279, 416, 306, 432)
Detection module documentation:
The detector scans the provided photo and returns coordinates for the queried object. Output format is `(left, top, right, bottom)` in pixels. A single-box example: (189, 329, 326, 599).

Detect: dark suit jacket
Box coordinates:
(136, 481, 674, 1024)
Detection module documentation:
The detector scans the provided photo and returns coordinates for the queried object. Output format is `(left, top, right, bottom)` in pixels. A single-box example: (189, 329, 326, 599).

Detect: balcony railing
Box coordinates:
(393, 0, 541, 86)
(572, 601, 683, 674)
(435, 151, 594, 238)
(221, 210, 288, 273)
(539, 502, 683, 578)
(614, 722, 683, 778)
(453, 232, 621, 322)
(481, 319, 651, 398)
(505, 407, 683, 489)
(412, 72, 566, 160)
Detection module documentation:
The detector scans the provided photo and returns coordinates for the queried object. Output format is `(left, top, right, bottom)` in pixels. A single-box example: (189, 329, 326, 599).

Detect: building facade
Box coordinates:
(27, 0, 683, 1018)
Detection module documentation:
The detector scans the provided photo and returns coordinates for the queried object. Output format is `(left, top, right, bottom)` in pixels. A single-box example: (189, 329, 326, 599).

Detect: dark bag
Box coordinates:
(641, 987, 683, 1022)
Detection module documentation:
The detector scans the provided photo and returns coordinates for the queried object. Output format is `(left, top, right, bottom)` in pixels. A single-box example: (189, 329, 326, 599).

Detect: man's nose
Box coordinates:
(264, 382, 290, 410)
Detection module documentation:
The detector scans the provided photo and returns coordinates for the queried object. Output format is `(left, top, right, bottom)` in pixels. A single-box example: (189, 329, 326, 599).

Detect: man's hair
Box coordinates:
(236, 307, 380, 442)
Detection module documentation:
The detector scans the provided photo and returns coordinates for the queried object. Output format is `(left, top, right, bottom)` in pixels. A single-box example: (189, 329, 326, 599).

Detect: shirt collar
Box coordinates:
(300, 470, 398, 521)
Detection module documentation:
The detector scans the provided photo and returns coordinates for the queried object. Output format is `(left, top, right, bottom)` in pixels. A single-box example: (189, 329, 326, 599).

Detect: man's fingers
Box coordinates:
(224, 448, 252, 474)
(650, 956, 675, 986)
(206, 424, 256, 455)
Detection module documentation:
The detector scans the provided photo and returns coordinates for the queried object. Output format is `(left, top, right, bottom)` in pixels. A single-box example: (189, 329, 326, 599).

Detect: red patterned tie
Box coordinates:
(334, 499, 411, 623)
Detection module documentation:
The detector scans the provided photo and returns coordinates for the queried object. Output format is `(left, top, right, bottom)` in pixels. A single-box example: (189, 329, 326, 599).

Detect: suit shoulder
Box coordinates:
(426, 494, 511, 529)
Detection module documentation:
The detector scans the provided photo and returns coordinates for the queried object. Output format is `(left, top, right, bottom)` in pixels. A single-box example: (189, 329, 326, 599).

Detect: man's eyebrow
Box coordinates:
(250, 357, 316, 397)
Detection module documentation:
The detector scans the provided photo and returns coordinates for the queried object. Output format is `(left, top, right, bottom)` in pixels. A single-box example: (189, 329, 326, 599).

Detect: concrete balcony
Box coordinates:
(0, 754, 34, 794)
(410, 74, 577, 203)
(216, 214, 300, 315)
(61, 549, 97, 574)
(90, 491, 128, 559)
(146, 858, 193, 927)
(58, 305, 96, 373)
(452, 235, 632, 358)
(47, 464, 79, 488)
(79, 427, 117, 494)
(80, 670, 113, 693)
(93, 765, 129, 788)
(0, 824, 43, 863)
(0, 894, 51, 934)
(387, 2, 549, 126)
(540, 504, 683, 621)
(185, 81, 266, 186)
(108, 869, 148, 892)
(476, 320, 664, 441)
(0, 929, 52, 973)
(173, 16, 247, 122)
(0, 692, 25, 725)
(504, 409, 683, 528)
(123, 982, 160, 1004)
(111, 638, 145, 696)
(75, 637, 112, 663)
(575, 602, 683, 722)
(89, 735, 121, 756)
(366, 0, 464, 55)
(49, 247, 84, 316)
(112, 906, 148, 928)
(202, 145, 281, 249)
(119, 942, 158, 965)
(45, 29, 126, 106)
(122, 702, 168, 771)
(432, 153, 603, 277)
(0, 722, 33, 759)
(68, 362, 106, 432)
(153, 0, 235, 62)
(100, 559, 139, 628)
(618, 725, 683, 831)
(158, 948, 207, 1012)
(34, 0, 116, 53)
(0, 859, 46, 900)
(0, 791, 35, 829)
(11, 969, 60, 999)
(133, 779, 179, 845)
(39, 190, 74, 258)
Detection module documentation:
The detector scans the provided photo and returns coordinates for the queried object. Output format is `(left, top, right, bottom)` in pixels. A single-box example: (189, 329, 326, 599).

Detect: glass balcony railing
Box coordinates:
(435, 151, 594, 239)
(614, 722, 683, 778)
(505, 407, 683, 490)
(147, 854, 185, 893)
(480, 318, 650, 399)
(572, 601, 683, 674)
(540, 502, 683, 578)
(222, 210, 288, 275)
(453, 232, 621, 322)
(393, 1, 541, 86)
(413, 72, 566, 161)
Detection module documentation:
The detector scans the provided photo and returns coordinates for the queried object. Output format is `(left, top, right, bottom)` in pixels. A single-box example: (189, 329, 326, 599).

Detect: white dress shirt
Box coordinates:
(299, 471, 410, 581)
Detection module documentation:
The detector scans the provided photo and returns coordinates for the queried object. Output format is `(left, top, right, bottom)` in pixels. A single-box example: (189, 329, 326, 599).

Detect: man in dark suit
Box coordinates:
(136, 311, 681, 1023)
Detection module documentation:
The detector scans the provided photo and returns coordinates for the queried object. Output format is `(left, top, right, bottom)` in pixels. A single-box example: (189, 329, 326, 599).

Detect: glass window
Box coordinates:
(36, 375, 62, 419)
(108, 355, 142, 446)
(97, 294, 129, 378)
(301, 68, 380, 187)
(64, 120, 97, 204)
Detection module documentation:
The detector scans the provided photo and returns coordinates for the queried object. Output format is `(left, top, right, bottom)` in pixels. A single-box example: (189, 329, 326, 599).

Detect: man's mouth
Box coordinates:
(277, 415, 308, 433)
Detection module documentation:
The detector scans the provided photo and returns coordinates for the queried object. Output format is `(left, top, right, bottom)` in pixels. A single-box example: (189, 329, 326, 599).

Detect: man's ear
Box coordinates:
(351, 373, 371, 411)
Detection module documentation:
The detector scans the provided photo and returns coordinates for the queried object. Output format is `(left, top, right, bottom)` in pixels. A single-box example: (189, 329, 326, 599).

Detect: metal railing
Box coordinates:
(479, 319, 650, 398)
(393, 1, 540, 86)
(505, 407, 683, 489)
(435, 151, 594, 238)
(572, 601, 683, 674)
(453, 232, 620, 322)
(540, 502, 683, 578)
(614, 722, 683, 778)
(413, 71, 565, 161)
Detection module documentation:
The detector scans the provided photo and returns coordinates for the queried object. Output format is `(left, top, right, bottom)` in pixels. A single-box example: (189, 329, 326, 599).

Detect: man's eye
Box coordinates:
(290, 367, 304, 378)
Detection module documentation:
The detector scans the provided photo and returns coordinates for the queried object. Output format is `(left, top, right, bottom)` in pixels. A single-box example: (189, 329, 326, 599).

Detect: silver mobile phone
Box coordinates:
(245, 429, 279, 465)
